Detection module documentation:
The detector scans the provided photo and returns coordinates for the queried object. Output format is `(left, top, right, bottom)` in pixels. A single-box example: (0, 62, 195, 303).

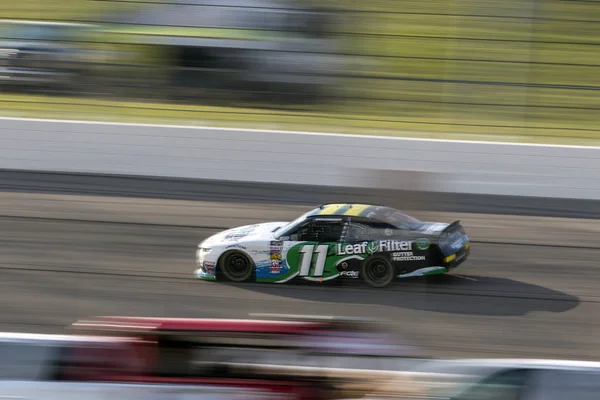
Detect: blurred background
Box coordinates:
(1, 1, 600, 398)
(1, 0, 599, 141)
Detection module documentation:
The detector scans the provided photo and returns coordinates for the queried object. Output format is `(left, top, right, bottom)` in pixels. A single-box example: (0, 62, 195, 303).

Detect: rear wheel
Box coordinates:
(361, 257, 395, 288)
(219, 251, 253, 282)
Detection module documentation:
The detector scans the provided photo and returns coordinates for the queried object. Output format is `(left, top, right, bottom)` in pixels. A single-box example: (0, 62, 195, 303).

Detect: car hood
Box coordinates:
(199, 221, 289, 248)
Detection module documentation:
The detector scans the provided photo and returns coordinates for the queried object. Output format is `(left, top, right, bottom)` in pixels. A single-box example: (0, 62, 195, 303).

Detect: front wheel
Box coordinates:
(219, 251, 254, 282)
(361, 257, 395, 288)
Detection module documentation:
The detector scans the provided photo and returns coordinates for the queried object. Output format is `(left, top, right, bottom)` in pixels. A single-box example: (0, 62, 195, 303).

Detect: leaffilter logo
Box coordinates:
(415, 238, 431, 251)
(366, 241, 378, 255)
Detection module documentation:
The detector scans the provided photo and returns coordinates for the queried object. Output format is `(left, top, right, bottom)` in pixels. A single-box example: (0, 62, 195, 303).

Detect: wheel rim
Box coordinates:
(225, 254, 251, 278)
(366, 260, 390, 283)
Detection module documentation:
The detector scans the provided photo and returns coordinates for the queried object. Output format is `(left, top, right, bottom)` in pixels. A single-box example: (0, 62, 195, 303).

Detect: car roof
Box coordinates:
(309, 203, 391, 218)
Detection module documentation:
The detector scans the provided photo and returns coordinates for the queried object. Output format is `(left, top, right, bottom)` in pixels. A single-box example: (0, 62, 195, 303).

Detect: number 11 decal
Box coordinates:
(298, 244, 328, 277)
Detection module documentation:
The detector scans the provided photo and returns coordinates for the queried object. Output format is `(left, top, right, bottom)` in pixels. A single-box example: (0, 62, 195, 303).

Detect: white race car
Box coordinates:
(195, 203, 470, 288)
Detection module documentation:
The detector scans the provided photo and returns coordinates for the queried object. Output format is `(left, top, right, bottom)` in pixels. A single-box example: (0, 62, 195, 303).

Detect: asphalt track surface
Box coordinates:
(1, 171, 600, 361)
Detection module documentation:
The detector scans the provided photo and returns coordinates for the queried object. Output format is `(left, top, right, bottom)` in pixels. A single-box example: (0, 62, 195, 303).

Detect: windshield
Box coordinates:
(273, 211, 311, 239)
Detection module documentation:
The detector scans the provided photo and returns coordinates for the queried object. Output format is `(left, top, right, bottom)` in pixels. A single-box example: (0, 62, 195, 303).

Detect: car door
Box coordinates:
(281, 216, 347, 282)
(334, 219, 394, 278)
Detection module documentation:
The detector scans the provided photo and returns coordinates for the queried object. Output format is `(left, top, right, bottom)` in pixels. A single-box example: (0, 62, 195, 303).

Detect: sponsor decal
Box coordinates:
(392, 252, 426, 262)
(313, 217, 343, 222)
(270, 240, 283, 251)
(225, 232, 248, 240)
(340, 262, 348, 270)
(269, 240, 283, 274)
(451, 238, 465, 249)
(224, 225, 258, 240)
(336, 240, 412, 256)
(384, 228, 394, 236)
(270, 260, 282, 274)
(365, 241, 379, 255)
(414, 238, 431, 251)
(340, 270, 359, 278)
(226, 244, 247, 250)
(204, 261, 216, 273)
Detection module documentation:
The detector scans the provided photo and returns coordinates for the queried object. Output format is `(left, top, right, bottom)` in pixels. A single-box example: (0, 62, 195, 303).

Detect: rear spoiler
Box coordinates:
(440, 220, 461, 234)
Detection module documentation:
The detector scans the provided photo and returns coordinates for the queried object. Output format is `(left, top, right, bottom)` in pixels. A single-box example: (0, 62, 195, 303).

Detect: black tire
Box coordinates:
(360, 257, 395, 288)
(219, 251, 254, 282)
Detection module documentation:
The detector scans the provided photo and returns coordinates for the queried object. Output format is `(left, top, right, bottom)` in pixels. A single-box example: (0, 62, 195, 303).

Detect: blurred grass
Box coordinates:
(1, 0, 600, 144)
(4, 92, 600, 146)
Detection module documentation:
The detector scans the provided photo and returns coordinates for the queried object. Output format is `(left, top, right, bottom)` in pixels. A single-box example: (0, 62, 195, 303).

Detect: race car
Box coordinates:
(195, 203, 470, 288)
